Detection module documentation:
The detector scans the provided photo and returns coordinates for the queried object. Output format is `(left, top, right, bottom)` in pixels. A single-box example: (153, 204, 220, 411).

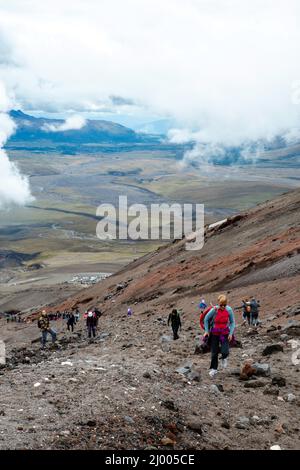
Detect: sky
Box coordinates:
(0, 0, 300, 205)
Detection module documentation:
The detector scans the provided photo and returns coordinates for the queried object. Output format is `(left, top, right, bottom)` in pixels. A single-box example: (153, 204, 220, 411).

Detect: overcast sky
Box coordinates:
(0, 0, 300, 142)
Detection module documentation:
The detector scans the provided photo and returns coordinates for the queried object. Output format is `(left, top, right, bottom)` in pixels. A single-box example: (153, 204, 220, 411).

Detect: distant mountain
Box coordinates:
(8, 110, 153, 145)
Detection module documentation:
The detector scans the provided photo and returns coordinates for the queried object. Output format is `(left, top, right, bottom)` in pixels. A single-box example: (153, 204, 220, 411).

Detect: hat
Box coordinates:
(88, 312, 93, 317)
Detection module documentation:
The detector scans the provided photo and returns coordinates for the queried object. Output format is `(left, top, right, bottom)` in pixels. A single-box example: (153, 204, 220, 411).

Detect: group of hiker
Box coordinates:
(5, 314, 22, 323)
(37, 306, 102, 347)
(168, 295, 261, 378)
(36, 293, 260, 378)
(241, 298, 260, 326)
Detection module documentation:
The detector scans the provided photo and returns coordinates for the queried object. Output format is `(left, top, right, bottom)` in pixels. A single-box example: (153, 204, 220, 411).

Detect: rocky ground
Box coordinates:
(0, 303, 300, 450)
(0, 189, 299, 450)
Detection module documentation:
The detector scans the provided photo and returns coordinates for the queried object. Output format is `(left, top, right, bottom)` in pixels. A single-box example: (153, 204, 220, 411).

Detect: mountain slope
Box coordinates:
(1, 189, 300, 450)
(7, 110, 150, 144)
(55, 188, 300, 316)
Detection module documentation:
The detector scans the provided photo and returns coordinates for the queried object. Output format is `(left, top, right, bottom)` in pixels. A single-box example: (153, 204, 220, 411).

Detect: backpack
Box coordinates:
(200, 306, 216, 330)
(37, 318, 42, 329)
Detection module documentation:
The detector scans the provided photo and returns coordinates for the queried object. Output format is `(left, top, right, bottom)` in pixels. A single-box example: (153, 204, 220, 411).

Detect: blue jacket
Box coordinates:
(204, 305, 235, 335)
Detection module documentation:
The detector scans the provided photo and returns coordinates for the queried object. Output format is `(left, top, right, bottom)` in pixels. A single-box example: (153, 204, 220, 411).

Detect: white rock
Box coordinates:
(270, 445, 281, 450)
(287, 393, 296, 402)
(287, 339, 300, 350)
(61, 361, 73, 366)
(34, 382, 41, 388)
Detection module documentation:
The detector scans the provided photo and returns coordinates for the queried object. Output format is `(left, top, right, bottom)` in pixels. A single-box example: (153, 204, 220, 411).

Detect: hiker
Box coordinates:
(93, 307, 102, 325)
(74, 308, 80, 323)
(242, 299, 251, 325)
(67, 312, 76, 332)
(250, 298, 260, 326)
(203, 294, 236, 378)
(127, 307, 132, 317)
(168, 308, 182, 340)
(38, 310, 57, 348)
(199, 298, 207, 311)
(86, 311, 97, 339)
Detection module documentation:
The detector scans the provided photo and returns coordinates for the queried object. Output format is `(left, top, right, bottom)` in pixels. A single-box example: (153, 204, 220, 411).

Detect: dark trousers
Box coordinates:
(243, 312, 251, 324)
(67, 323, 74, 332)
(172, 324, 180, 340)
(88, 325, 96, 338)
(210, 334, 229, 370)
(41, 329, 56, 347)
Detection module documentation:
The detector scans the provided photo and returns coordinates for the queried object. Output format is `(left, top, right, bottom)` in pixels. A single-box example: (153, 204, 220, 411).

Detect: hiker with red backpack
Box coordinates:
(203, 294, 236, 378)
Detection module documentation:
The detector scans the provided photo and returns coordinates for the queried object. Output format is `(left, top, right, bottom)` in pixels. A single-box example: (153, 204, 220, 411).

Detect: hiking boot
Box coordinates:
(209, 369, 218, 378)
(221, 358, 228, 369)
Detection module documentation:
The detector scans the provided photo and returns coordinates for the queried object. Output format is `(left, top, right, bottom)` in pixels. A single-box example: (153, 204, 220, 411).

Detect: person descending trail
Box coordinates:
(241, 299, 251, 326)
(127, 307, 132, 317)
(250, 297, 260, 326)
(168, 308, 182, 340)
(38, 310, 57, 348)
(203, 295, 236, 378)
(86, 311, 97, 339)
(67, 311, 76, 332)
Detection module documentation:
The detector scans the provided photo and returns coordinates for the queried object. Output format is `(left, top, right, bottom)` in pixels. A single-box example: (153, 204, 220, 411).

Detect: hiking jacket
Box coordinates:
(86, 315, 97, 327)
(204, 305, 235, 335)
(38, 316, 50, 331)
(67, 315, 76, 325)
(250, 300, 260, 314)
(168, 312, 181, 328)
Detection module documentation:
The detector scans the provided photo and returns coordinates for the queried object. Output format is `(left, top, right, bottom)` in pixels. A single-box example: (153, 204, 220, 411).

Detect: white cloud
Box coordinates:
(0, 0, 300, 157)
(0, 82, 33, 209)
(43, 115, 86, 132)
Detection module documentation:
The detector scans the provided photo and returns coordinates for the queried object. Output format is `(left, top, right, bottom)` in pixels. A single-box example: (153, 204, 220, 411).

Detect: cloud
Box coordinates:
(43, 115, 86, 132)
(0, 82, 33, 209)
(0, 0, 299, 162)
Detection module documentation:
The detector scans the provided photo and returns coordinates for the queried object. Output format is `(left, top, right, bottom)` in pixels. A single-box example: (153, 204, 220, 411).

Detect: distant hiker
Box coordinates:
(67, 312, 76, 332)
(86, 311, 97, 339)
(74, 308, 80, 323)
(93, 307, 102, 325)
(242, 299, 251, 326)
(203, 295, 236, 378)
(38, 310, 57, 348)
(250, 298, 260, 326)
(127, 307, 132, 317)
(199, 299, 207, 311)
(168, 308, 182, 340)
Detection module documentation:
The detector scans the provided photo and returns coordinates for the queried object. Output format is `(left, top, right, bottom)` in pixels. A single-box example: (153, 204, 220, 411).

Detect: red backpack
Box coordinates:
(200, 306, 216, 330)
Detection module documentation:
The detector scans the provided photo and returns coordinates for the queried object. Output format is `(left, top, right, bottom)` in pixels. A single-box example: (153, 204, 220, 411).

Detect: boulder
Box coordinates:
(210, 384, 222, 395)
(262, 344, 284, 356)
(240, 362, 256, 380)
(263, 386, 279, 396)
(286, 393, 296, 402)
(282, 321, 300, 337)
(253, 363, 271, 377)
(235, 417, 250, 429)
(272, 375, 286, 387)
(244, 379, 268, 388)
(186, 417, 203, 434)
